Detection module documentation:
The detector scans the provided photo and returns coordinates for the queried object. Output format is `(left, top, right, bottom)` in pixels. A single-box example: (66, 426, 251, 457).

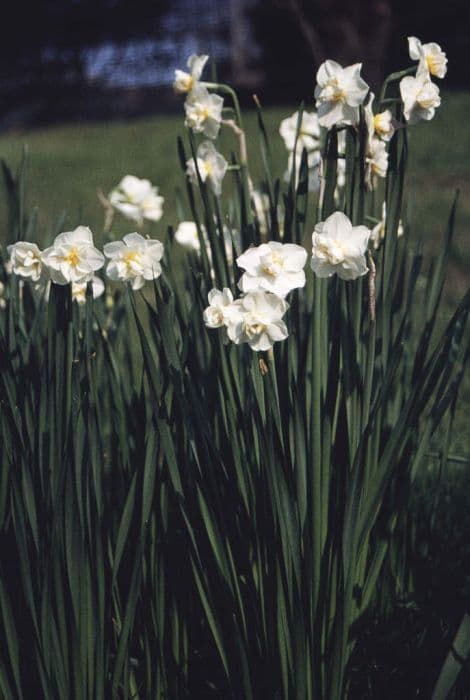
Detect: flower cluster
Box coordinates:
(174, 54, 230, 197)
(399, 37, 445, 125)
(7, 227, 165, 304)
(203, 212, 372, 351)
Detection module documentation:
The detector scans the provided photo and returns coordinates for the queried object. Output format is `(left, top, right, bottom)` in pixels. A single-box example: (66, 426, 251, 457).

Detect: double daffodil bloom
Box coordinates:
(237, 241, 307, 298)
(71, 276, 105, 305)
(174, 54, 209, 93)
(408, 37, 448, 79)
(279, 110, 320, 152)
(7, 241, 45, 282)
(104, 233, 164, 291)
(225, 291, 289, 352)
(184, 85, 224, 139)
(315, 60, 369, 128)
(311, 211, 371, 281)
(109, 175, 164, 225)
(186, 141, 228, 196)
(42, 227, 104, 285)
(400, 64, 441, 125)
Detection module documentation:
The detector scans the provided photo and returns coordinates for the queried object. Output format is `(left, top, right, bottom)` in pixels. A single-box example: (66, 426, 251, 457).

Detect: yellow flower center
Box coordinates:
(324, 80, 346, 103)
(123, 250, 140, 267)
(373, 113, 388, 135)
(425, 54, 441, 76)
(65, 248, 80, 267)
(261, 251, 284, 276)
(184, 75, 194, 92)
(245, 320, 266, 338)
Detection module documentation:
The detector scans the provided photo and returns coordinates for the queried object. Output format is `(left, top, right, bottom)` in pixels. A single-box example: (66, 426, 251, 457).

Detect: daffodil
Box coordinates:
(237, 241, 307, 297)
(314, 60, 369, 128)
(42, 227, 105, 285)
(186, 140, 228, 196)
(365, 93, 395, 142)
(311, 211, 371, 280)
(203, 288, 237, 328)
(408, 37, 447, 79)
(279, 110, 320, 152)
(400, 65, 441, 125)
(71, 276, 105, 305)
(225, 291, 289, 352)
(109, 175, 164, 225)
(365, 137, 388, 190)
(184, 85, 224, 139)
(174, 54, 209, 93)
(104, 233, 164, 290)
(174, 221, 205, 252)
(7, 241, 44, 282)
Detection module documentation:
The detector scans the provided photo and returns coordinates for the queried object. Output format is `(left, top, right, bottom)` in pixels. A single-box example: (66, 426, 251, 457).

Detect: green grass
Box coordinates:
(0, 92, 469, 296)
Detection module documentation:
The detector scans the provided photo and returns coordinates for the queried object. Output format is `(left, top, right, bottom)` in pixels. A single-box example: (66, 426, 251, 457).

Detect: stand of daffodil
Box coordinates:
(0, 37, 468, 700)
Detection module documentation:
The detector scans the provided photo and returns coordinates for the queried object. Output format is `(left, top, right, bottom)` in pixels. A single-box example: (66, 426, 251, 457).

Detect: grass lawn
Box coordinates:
(0, 91, 468, 295)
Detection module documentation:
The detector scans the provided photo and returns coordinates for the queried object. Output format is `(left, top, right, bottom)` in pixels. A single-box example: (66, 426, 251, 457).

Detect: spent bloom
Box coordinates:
(314, 60, 369, 128)
(71, 276, 105, 305)
(174, 54, 209, 93)
(186, 140, 228, 196)
(311, 211, 371, 281)
(0, 281, 5, 309)
(7, 241, 44, 282)
(42, 226, 104, 285)
(104, 233, 164, 291)
(279, 110, 320, 152)
(109, 175, 164, 225)
(400, 65, 441, 125)
(184, 84, 224, 139)
(237, 241, 307, 297)
(408, 37, 448, 79)
(226, 291, 289, 352)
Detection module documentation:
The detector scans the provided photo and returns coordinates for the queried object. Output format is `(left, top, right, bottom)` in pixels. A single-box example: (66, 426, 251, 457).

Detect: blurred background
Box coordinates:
(0, 0, 468, 128)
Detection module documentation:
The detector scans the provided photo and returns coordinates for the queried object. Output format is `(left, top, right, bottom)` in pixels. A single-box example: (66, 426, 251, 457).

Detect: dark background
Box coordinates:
(0, 0, 468, 129)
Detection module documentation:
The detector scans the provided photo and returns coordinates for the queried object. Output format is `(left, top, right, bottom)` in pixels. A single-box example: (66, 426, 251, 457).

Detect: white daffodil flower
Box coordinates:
(71, 276, 105, 305)
(174, 54, 209, 93)
(225, 290, 289, 352)
(364, 93, 395, 142)
(175, 221, 205, 252)
(400, 65, 441, 125)
(279, 110, 320, 152)
(408, 37, 448, 79)
(109, 175, 164, 225)
(315, 60, 369, 128)
(186, 140, 228, 196)
(184, 85, 224, 139)
(284, 146, 322, 193)
(237, 241, 307, 297)
(365, 137, 388, 190)
(104, 233, 164, 291)
(42, 226, 105, 285)
(7, 241, 44, 282)
(370, 202, 404, 249)
(203, 287, 237, 328)
(311, 211, 371, 281)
